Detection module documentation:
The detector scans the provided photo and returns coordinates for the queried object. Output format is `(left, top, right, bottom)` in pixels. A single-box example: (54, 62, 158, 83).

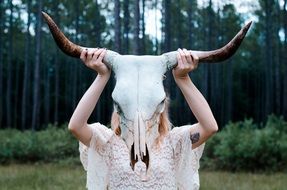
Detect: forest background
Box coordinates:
(0, 0, 286, 130)
(1, 0, 287, 177)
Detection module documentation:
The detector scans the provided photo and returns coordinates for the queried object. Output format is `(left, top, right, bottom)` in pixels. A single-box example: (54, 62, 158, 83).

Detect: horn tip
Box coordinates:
(245, 21, 253, 30)
(41, 11, 50, 21)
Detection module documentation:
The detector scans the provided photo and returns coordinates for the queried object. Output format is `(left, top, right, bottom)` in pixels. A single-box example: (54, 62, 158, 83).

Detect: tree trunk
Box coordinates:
(133, 0, 140, 54)
(44, 38, 50, 125)
(0, 0, 4, 127)
(6, 0, 13, 128)
(163, 0, 171, 52)
(114, 0, 121, 53)
(283, 0, 287, 118)
(226, 59, 233, 123)
(264, 0, 274, 117)
(91, 0, 103, 121)
(176, 0, 182, 48)
(208, 0, 215, 109)
(215, 7, 222, 126)
(64, 60, 70, 119)
(32, 0, 43, 130)
(223, 8, 235, 124)
(163, 0, 172, 95)
(53, 4, 60, 125)
(21, 0, 31, 130)
(154, 0, 159, 54)
(201, 1, 212, 99)
(13, 52, 20, 128)
(123, 0, 130, 54)
(54, 51, 60, 125)
(175, 0, 183, 123)
(72, 0, 80, 109)
(141, 0, 146, 54)
(274, 0, 281, 115)
(188, 0, 194, 49)
(94, 0, 101, 46)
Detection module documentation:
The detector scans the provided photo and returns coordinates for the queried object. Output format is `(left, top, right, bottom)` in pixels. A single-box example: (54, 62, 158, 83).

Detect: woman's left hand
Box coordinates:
(172, 48, 199, 79)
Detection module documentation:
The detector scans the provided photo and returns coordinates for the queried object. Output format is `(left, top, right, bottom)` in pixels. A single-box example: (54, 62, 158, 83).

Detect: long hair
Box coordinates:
(111, 98, 171, 145)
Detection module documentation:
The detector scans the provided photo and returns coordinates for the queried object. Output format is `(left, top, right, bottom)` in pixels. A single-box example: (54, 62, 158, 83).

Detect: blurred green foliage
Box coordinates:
(0, 124, 78, 164)
(202, 115, 287, 172)
(1, 115, 287, 172)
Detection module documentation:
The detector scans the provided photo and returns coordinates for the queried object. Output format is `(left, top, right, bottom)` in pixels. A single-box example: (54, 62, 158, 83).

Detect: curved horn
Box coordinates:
(42, 11, 119, 67)
(42, 11, 82, 58)
(163, 21, 252, 69)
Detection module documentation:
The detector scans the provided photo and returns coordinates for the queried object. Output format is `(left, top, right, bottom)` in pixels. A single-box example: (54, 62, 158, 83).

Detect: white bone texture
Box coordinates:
(110, 54, 169, 161)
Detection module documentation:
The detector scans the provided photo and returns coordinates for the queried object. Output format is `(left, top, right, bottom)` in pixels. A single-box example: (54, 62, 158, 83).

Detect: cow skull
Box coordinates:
(42, 12, 252, 174)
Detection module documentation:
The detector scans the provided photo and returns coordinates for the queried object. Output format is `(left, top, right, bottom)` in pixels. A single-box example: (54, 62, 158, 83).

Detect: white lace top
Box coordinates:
(79, 123, 205, 190)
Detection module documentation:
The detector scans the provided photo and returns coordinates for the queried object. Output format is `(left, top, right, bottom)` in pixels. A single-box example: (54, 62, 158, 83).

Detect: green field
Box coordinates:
(0, 164, 286, 190)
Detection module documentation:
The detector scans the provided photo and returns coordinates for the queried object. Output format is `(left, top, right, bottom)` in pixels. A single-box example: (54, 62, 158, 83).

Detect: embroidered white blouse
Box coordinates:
(79, 123, 205, 190)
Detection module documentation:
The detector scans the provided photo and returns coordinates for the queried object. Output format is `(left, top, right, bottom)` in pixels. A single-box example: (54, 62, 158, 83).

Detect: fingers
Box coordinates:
(87, 49, 95, 60)
(176, 48, 199, 72)
(177, 53, 183, 68)
(190, 51, 199, 69)
(91, 48, 100, 59)
(97, 49, 107, 62)
(183, 48, 192, 64)
(92, 48, 106, 62)
(80, 49, 88, 62)
(178, 48, 187, 64)
(81, 48, 107, 71)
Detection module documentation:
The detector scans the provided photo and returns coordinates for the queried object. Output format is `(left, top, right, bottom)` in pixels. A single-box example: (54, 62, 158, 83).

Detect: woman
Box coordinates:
(68, 48, 218, 190)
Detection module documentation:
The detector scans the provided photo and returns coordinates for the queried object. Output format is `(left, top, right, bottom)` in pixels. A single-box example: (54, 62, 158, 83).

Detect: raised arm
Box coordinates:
(68, 48, 110, 147)
(173, 48, 218, 149)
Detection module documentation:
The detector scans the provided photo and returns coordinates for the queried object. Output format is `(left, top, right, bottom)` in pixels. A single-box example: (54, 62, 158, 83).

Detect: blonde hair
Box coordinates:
(111, 98, 171, 146)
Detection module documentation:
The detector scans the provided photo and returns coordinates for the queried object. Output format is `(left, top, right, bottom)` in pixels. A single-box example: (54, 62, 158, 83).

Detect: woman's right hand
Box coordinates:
(80, 48, 111, 77)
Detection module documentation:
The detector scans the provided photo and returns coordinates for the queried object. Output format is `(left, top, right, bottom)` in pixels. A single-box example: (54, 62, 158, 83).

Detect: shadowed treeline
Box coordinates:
(0, 0, 286, 130)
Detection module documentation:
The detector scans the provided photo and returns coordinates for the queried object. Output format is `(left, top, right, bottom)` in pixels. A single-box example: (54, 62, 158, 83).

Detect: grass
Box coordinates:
(0, 164, 286, 190)
(0, 163, 86, 190)
(200, 171, 287, 190)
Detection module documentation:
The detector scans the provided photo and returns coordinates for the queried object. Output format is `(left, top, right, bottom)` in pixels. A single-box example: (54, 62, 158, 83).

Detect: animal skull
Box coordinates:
(111, 55, 167, 161)
(42, 12, 252, 173)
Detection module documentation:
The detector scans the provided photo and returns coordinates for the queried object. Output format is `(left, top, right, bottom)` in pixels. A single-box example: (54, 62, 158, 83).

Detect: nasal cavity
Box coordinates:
(130, 143, 149, 171)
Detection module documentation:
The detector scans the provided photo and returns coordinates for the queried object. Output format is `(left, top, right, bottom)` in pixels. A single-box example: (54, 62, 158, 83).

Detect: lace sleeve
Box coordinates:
(78, 123, 113, 190)
(79, 122, 113, 170)
(170, 125, 205, 190)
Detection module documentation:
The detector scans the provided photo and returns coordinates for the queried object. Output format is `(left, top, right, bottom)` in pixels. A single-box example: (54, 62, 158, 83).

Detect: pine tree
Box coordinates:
(21, 0, 32, 129)
(6, 0, 13, 127)
(32, 0, 43, 130)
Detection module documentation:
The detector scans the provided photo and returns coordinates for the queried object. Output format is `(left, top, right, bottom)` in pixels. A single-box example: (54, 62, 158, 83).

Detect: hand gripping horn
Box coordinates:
(42, 11, 118, 68)
(42, 11, 252, 69)
(163, 21, 252, 69)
